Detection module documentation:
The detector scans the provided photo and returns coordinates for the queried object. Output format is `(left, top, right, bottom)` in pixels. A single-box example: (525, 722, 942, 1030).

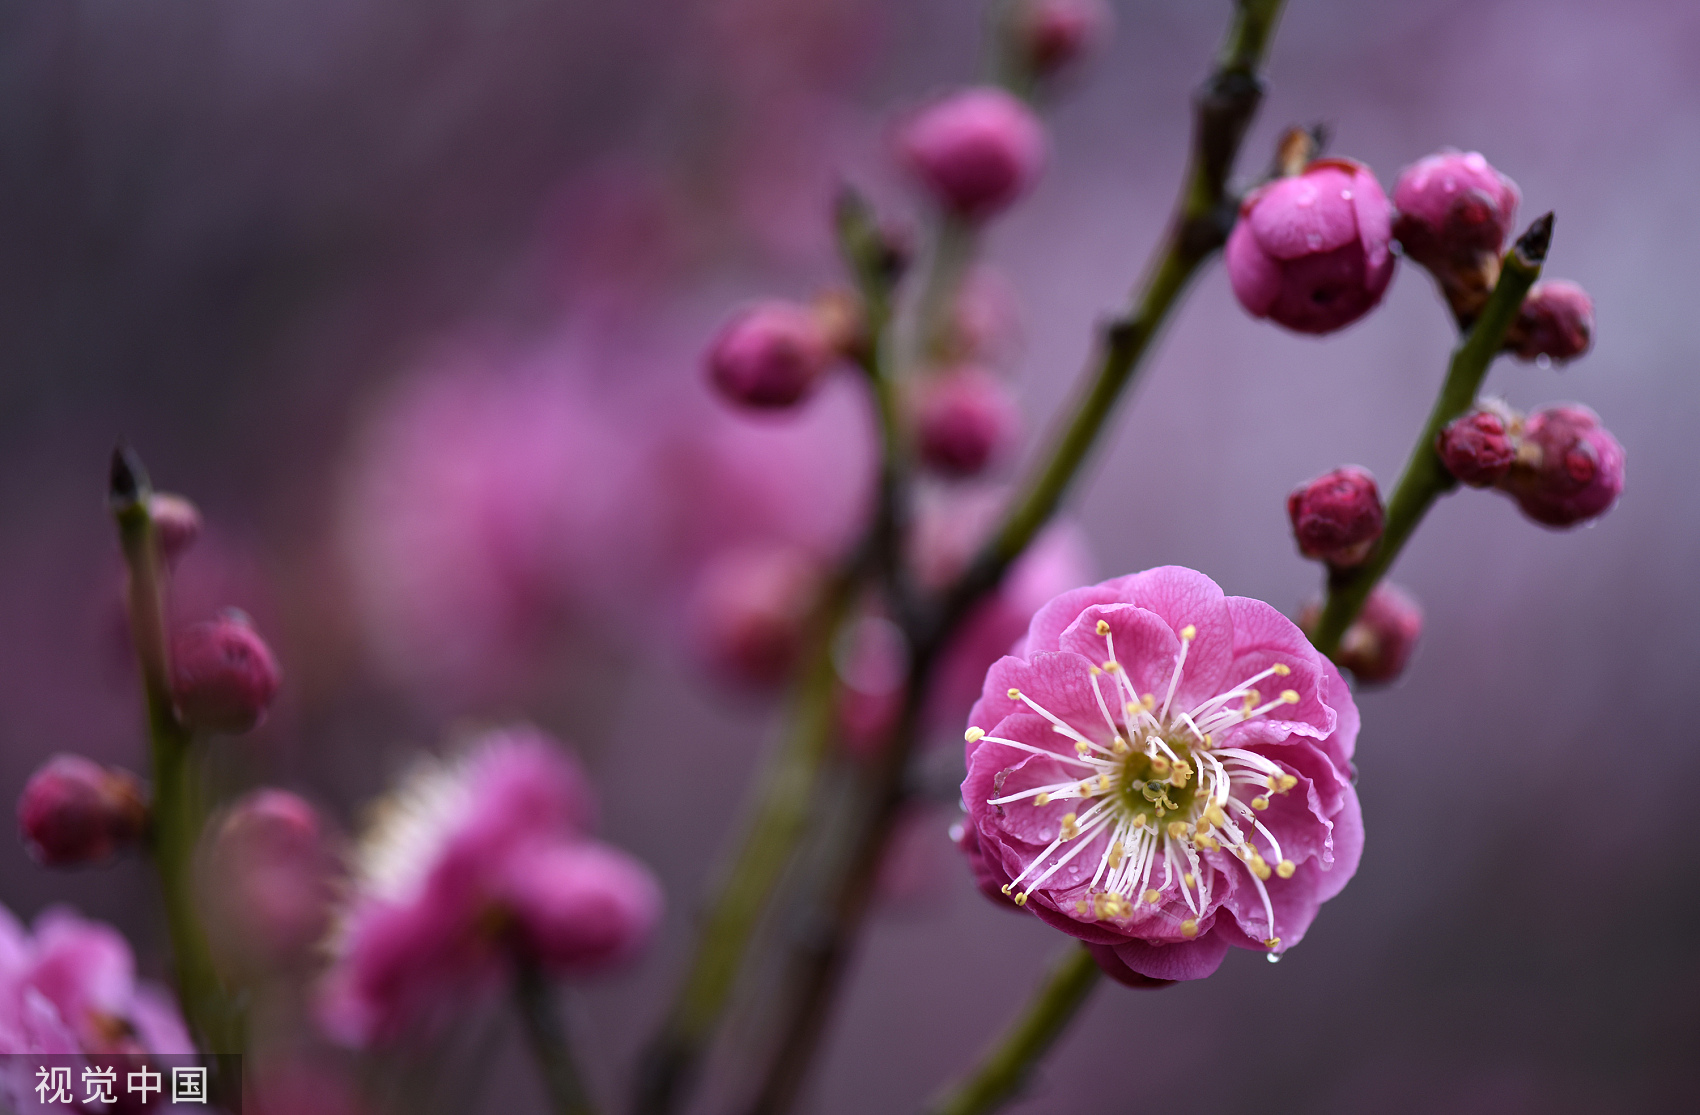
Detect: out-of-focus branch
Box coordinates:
(740, 5, 1288, 1113)
(922, 945, 1102, 1115)
(1308, 214, 1552, 658)
(516, 958, 599, 1115)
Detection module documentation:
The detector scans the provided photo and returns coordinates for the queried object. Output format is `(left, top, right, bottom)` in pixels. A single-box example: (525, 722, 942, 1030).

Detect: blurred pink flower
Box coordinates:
(960, 566, 1361, 982)
(1227, 158, 1395, 334)
(200, 790, 338, 975)
(0, 904, 193, 1057)
(17, 755, 148, 868)
(898, 87, 1046, 222)
(319, 727, 658, 1046)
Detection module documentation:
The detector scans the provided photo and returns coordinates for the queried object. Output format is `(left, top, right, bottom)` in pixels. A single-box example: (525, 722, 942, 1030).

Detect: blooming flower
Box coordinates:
(959, 567, 1361, 982)
(319, 727, 659, 1046)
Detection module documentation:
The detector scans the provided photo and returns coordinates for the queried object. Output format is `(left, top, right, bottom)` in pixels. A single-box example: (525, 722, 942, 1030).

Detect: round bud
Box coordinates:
(1226, 158, 1396, 335)
(915, 366, 1021, 477)
(1504, 279, 1594, 364)
(202, 790, 335, 970)
(1286, 466, 1385, 567)
(149, 493, 202, 567)
(18, 755, 148, 867)
(1008, 0, 1113, 80)
(688, 544, 822, 687)
(500, 841, 662, 974)
(706, 301, 835, 409)
(897, 87, 1046, 222)
(1392, 150, 1521, 267)
(1303, 583, 1422, 686)
(1437, 407, 1517, 488)
(170, 612, 282, 733)
(1498, 403, 1625, 527)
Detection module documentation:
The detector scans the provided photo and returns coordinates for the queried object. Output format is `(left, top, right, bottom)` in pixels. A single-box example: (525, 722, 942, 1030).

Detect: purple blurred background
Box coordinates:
(2, 0, 1698, 1111)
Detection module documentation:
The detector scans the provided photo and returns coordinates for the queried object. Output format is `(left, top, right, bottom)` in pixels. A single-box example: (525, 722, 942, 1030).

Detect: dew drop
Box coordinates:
(1266, 952, 1282, 964)
(1536, 354, 1553, 370)
(947, 821, 965, 843)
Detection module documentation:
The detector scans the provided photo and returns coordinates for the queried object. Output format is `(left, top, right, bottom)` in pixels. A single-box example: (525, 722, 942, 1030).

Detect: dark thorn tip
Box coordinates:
(108, 443, 147, 506)
(1516, 212, 1555, 264)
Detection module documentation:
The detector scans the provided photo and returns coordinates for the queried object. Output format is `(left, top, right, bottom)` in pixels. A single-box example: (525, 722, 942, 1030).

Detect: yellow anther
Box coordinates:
(1077, 781, 1091, 796)
(1251, 860, 1272, 881)
(1000, 884, 1013, 895)
(1107, 841, 1125, 869)
(1181, 918, 1200, 938)
(1008, 688, 1021, 699)
(1280, 689, 1300, 704)
(1205, 804, 1227, 826)
(1096, 619, 1111, 636)
(1075, 900, 1090, 915)
(1096, 774, 1112, 791)
(1150, 755, 1171, 776)
(1276, 859, 1296, 879)
(1133, 812, 1149, 829)
(1168, 761, 1191, 788)
(1201, 732, 1214, 749)
(1034, 792, 1051, 807)
(1167, 821, 1188, 840)
(1013, 892, 1029, 906)
(1278, 774, 1298, 792)
(1272, 663, 1291, 676)
(1182, 872, 1196, 888)
(1103, 660, 1121, 673)
(1242, 689, 1260, 713)
(1263, 937, 1280, 950)
(1059, 813, 1079, 840)
(1194, 835, 1219, 851)
(1111, 736, 1129, 755)
(1089, 664, 1102, 675)
(1075, 741, 1092, 755)
(1141, 694, 1156, 710)
(1252, 795, 1270, 811)
(1180, 624, 1196, 641)
(965, 727, 985, 743)
(1143, 889, 1161, 905)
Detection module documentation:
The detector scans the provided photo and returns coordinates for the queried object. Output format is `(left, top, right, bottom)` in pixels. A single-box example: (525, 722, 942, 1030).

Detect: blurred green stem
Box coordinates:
(516, 958, 599, 1115)
(1308, 215, 1552, 659)
(924, 946, 1102, 1115)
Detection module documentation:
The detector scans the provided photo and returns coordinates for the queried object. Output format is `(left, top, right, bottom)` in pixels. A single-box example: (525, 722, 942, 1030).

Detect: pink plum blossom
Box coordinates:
(1226, 158, 1395, 335)
(959, 567, 1361, 982)
(200, 790, 338, 974)
(319, 727, 659, 1046)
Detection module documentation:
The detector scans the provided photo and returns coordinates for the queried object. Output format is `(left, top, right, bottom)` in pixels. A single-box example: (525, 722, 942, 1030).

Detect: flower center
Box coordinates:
(969, 618, 1306, 952)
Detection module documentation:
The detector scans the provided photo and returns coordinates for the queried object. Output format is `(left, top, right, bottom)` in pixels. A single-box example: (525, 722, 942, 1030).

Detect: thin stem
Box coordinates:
(1308, 214, 1553, 658)
(741, 11, 1287, 1111)
(924, 946, 1102, 1115)
(109, 449, 239, 1063)
(912, 212, 977, 366)
(515, 958, 599, 1115)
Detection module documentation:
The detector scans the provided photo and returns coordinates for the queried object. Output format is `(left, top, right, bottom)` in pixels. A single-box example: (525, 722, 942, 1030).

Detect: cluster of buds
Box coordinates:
(18, 755, 148, 866)
(1438, 401, 1625, 527)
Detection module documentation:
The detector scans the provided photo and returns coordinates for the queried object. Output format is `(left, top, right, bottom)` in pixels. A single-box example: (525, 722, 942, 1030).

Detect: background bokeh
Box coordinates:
(2, 0, 1697, 1112)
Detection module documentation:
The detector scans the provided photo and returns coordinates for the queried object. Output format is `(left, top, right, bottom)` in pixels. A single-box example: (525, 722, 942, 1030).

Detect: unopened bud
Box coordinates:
(1007, 0, 1113, 81)
(706, 300, 836, 409)
(500, 841, 662, 974)
(688, 544, 822, 687)
(171, 611, 282, 733)
(202, 790, 335, 970)
(1437, 405, 1518, 488)
(1227, 158, 1396, 335)
(1498, 403, 1624, 527)
(19, 755, 147, 866)
(1287, 466, 1384, 567)
(1392, 151, 1521, 266)
(149, 493, 202, 567)
(897, 87, 1046, 222)
(1504, 279, 1594, 364)
(1304, 584, 1422, 685)
(915, 366, 1021, 477)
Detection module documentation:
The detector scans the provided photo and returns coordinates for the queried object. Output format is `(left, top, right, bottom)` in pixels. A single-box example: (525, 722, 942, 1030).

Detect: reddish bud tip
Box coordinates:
(149, 492, 203, 567)
(897, 87, 1046, 222)
(915, 366, 1021, 477)
(500, 841, 663, 974)
(1227, 158, 1396, 335)
(1304, 583, 1423, 685)
(1009, 0, 1113, 80)
(171, 612, 282, 733)
(1504, 279, 1594, 364)
(18, 755, 148, 867)
(688, 544, 823, 688)
(1392, 150, 1521, 267)
(707, 301, 835, 409)
(1498, 403, 1624, 527)
(1287, 466, 1385, 567)
(1437, 407, 1518, 487)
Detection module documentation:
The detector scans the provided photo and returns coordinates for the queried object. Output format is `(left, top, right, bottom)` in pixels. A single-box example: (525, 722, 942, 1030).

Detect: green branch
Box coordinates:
(1308, 214, 1553, 658)
(516, 958, 599, 1115)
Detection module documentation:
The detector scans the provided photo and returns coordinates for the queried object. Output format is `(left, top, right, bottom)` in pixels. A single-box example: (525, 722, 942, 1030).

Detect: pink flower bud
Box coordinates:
(688, 544, 823, 687)
(915, 366, 1021, 477)
(1504, 279, 1594, 364)
(1499, 403, 1625, 527)
(500, 841, 662, 974)
(1226, 158, 1396, 334)
(18, 755, 147, 867)
(148, 492, 202, 567)
(1008, 0, 1113, 79)
(1303, 583, 1423, 685)
(1287, 466, 1385, 567)
(707, 301, 836, 409)
(897, 88, 1046, 222)
(1437, 407, 1517, 488)
(202, 790, 336, 971)
(1392, 150, 1521, 267)
(170, 612, 282, 733)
